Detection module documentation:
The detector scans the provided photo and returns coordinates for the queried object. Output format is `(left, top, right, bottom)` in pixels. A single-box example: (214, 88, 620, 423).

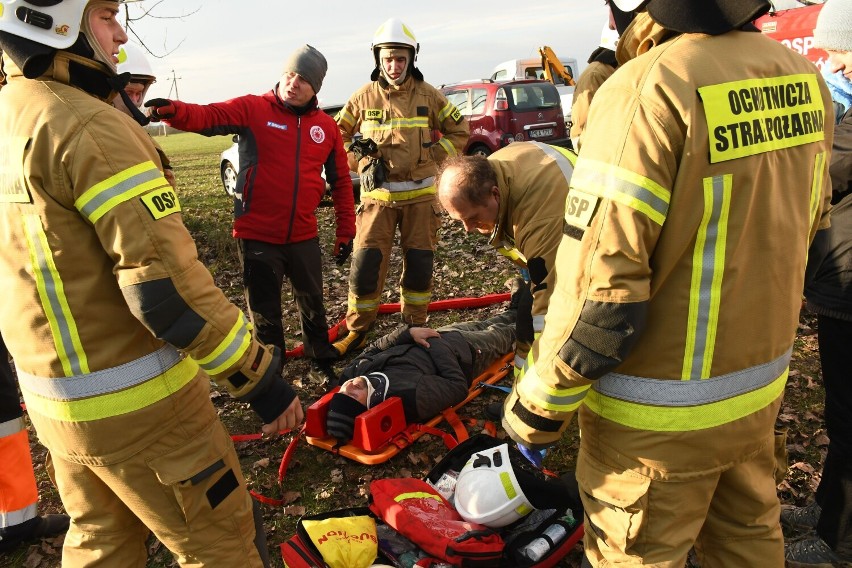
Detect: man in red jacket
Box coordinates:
(146, 45, 356, 385)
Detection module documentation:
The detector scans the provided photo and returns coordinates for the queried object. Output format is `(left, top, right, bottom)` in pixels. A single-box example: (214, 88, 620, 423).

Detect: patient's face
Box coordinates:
(339, 376, 369, 405)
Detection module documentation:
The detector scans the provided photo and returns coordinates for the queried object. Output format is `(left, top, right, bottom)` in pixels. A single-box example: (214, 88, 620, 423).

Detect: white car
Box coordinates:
(218, 104, 359, 201)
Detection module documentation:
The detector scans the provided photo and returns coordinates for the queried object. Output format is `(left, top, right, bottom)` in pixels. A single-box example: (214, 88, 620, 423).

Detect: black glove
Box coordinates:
(348, 135, 379, 161)
(360, 157, 387, 192)
(143, 98, 177, 122)
(334, 238, 353, 266)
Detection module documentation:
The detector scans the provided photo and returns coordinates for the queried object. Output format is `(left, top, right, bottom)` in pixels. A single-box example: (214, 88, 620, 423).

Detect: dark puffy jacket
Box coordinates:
(806, 192, 852, 322)
(340, 328, 474, 423)
(163, 89, 355, 245)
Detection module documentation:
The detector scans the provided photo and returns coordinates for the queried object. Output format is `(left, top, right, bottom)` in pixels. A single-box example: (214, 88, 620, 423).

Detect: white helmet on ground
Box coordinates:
(0, 0, 88, 49)
(454, 443, 536, 528)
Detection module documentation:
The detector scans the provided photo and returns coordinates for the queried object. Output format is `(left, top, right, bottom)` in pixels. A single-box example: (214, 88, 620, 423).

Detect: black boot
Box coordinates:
(309, 359, 339, 391)
(0, 514, 71, 551)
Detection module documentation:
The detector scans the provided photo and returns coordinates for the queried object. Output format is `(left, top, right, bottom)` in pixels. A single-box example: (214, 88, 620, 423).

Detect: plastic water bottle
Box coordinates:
(520, 523, 568, 562)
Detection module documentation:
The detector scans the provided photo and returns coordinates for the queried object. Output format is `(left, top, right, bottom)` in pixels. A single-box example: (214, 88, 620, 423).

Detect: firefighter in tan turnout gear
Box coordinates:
(502, 0, 834, 566)
(437, 142, 576, 375)
(0, 1, 302, 566)
(333, 18, 469, 356)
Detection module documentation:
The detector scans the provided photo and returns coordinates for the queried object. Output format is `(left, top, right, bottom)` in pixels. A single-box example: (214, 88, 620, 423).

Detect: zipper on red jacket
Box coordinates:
(285, 115, 301, 243)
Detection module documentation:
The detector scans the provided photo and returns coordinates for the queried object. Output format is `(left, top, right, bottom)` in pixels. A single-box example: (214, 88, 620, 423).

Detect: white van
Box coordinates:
(490, 55, 580, 129)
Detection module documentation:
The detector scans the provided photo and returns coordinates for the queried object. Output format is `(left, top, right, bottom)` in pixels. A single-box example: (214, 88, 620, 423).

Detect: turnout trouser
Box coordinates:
(28, 375, 269, 568)
(345, 198, 442, 331)
(577, 404, 784, 567)
(240, 237, 336, 361)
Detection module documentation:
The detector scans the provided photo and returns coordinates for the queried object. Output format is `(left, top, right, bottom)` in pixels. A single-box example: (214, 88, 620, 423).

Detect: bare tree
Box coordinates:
(120, 0, 201, 59)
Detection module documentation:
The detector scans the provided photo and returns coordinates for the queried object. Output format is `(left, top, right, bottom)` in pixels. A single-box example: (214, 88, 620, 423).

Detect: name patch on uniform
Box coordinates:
(449, 107, 462, 123)
(364, 109, 384, 122)
(564, 189, 598, 228)
(0, 136, 33, 203)
(140, 188, 181, 220)
(698, 73, 825, 163)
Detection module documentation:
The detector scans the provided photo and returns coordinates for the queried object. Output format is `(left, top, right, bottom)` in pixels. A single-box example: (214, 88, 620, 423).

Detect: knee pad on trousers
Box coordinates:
(402, 249, 434, 291)
(350, 248, 383, 296)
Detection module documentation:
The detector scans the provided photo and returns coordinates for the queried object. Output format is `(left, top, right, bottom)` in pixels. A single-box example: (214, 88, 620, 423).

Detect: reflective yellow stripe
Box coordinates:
(194, 314, 251, 376)
(810, 151, 826, 228)
(585, 370, 787, 431)
(437, 101, 456, 123)
(339, 110, 356, 129)
(401, 289, 431, 306)
(437, 136, 457, 156)
(496, 246, 527, 264)
(682, 175, 732, 380)
(571, 158, 671, 225)
(500, 471, 517, 498)
(518, 360, 590, 412)
(22, 215, 89, 376)
(75, 161, 167, 224)
(361, 186, 436, 202)
(21, 357, 199, 422)
(348, 295, 380, 312)
(394, 492, 442, 503)
(362, 117, 430, 134)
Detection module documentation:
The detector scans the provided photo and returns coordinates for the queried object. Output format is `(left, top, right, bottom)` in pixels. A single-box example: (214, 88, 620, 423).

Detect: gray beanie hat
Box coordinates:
(283, 44, 327, 94)
(814, 0, 852, 52)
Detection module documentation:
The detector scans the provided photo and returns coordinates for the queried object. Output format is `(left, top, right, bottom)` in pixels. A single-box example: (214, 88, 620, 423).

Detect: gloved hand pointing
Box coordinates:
(144, 98, 177, 122)
(333, 238, 353, 266)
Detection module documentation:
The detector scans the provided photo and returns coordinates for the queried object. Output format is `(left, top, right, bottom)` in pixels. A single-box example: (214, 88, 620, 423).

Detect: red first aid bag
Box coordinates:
(369, 477, 504, 567)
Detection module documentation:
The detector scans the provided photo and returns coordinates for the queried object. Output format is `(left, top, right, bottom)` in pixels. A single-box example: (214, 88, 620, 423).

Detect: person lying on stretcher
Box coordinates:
(325, 280, 529, 443)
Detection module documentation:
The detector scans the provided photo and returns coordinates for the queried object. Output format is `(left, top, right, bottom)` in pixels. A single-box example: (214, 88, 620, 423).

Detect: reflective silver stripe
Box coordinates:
(196, 315, 250, 374)
(17, 345, 183, 401)
(533, 142, 576, 180)
(1, 503, 37, 528)
(0, 417, 25, 439)
(571, 159, 670, 225)
(77, 164, 163, 221)
(593, 348, 792, 406)
(24, 215, 89, 376)
(381, 177, 436, 191)
(683, 175, 731, 380)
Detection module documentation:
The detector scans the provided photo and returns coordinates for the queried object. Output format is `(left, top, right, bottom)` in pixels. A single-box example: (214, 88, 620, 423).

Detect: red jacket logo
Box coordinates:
(310, 125, 325, 144)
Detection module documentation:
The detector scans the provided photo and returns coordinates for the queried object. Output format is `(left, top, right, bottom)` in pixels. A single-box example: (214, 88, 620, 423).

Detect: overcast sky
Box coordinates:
(125, 0, 810, 106)
(126, 0, 612, 106)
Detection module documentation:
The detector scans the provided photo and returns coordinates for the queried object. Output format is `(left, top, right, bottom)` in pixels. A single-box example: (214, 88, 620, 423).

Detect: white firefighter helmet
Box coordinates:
(0, 0, 91, 49)
(600, 23, 619, 51)
(117, 42, 154, 81)
(610, 0, 646, 11)
(454, 443, 536, 528)
(370, 17, 418, 61)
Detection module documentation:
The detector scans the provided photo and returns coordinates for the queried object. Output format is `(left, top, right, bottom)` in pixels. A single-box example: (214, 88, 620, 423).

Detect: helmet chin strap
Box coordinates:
(108, 72, 150, 126)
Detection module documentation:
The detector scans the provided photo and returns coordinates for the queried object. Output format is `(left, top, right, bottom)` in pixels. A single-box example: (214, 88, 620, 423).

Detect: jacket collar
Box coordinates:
(2, 49, 120, 103)
(488, 181, 513, 248)
(616, 10, 679, 66)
